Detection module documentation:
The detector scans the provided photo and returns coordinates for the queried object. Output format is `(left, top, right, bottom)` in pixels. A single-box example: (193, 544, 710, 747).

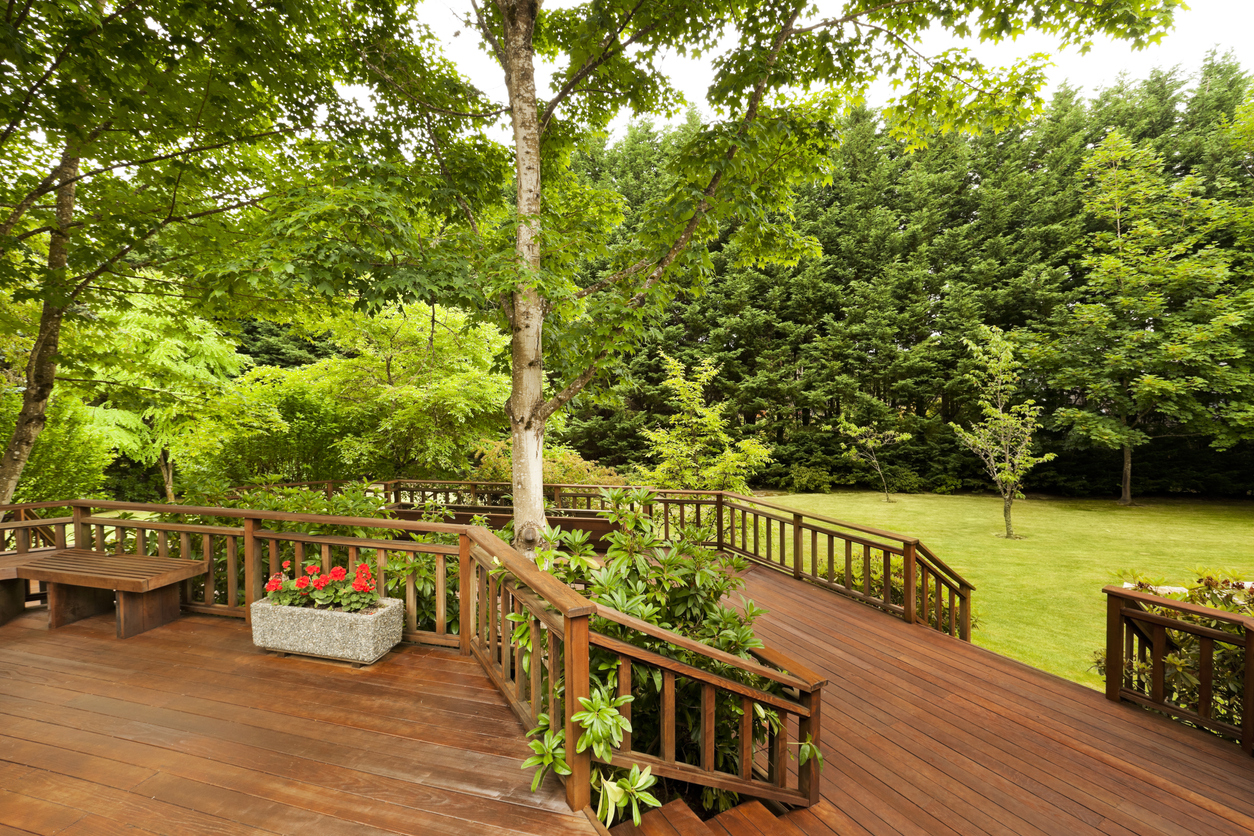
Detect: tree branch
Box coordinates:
(0, 0, 142, 153)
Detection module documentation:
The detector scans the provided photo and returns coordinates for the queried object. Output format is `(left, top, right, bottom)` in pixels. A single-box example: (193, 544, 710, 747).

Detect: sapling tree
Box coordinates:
(836, 419, 911, 503)
(951, 326, 1055, 538)
(636, 356, 770, 494)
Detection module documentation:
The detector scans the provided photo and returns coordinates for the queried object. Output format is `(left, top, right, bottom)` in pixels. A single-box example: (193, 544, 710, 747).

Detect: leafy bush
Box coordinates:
(634, 356, 770, 493)
(0, 390, 114, 502)
(1093, 571, 1250, 738)
(470, 438, 626, 486)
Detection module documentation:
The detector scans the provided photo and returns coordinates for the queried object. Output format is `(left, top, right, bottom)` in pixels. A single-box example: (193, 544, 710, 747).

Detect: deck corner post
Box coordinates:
(1105, 590, 1124, 703)
(458, 533, 472, 656)
(243, 517, 259, 626)
(563, 611, 592, 812)
(71, 503, 88, 550)
(902, 540, 917, 624)
(1243, 623, 1253, 756)
(798, 686, 823, 806)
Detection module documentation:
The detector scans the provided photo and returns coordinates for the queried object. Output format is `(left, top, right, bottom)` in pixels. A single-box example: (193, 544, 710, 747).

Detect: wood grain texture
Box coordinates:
(0, 609, 597, 836)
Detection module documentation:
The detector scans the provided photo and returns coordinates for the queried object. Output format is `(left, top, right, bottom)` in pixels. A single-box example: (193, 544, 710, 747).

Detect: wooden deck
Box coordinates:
(741, 564, 1254, 836)
(0, 607, 597, 836)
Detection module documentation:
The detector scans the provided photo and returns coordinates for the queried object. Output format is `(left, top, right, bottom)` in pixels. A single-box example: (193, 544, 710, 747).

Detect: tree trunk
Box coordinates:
(0, 151, 77, 506)
(157, 449, 176, 503)
(1003, 494, 1015, 539)
(1118, 445, 1133, 505)
(498, 0, 547, 553)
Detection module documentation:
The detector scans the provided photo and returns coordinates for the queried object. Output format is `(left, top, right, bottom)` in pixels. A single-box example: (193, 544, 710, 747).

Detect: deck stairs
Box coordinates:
(609, 798, 841, 835)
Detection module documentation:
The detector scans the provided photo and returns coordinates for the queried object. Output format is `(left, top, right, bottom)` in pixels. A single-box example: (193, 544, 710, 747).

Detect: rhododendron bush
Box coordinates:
(264, 560, 381, 612)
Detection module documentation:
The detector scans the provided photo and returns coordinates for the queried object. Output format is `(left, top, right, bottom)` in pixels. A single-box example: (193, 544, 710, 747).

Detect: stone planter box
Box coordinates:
(250, 598, 403, 666)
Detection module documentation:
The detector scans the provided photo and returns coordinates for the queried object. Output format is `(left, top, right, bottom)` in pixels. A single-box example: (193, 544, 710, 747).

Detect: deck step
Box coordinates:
(612, 799, 840, 836)
(610, 799, 714, 835)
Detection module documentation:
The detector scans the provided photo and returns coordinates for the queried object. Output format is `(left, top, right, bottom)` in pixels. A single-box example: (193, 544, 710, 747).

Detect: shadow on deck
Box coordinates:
(741, 564, 1254, 836)
(0, 607, 597, 836)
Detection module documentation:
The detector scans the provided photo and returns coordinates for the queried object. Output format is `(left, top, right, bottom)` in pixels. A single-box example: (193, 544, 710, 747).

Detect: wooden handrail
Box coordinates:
(595, 604, 813, 692)
(467, 528, 595, 618)
(1104, 585, 1254, 630)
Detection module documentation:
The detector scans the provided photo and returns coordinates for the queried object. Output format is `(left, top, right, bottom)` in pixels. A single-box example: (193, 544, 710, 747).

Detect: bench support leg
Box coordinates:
(0, 578, 25, 626)
(116, 584, 181, 639)
(48, 583, 115, 629)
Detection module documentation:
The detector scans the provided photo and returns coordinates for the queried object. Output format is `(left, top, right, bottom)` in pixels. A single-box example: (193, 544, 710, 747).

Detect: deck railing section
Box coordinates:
(592, 605, 827, 806)
(381, 481, 973, 641)
(0, 500, 470, 643)
(1104, 585, 1254, 755)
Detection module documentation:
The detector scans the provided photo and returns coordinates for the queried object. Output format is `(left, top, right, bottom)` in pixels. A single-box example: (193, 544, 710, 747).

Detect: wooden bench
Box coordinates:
(6, 548, 206, 638)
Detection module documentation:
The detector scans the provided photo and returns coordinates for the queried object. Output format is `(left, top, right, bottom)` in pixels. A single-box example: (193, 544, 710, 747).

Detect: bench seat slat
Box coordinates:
(15, 549, 205, 593)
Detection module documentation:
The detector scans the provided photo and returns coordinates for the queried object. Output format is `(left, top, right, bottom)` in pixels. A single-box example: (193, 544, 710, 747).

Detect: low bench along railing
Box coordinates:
(1, 498, 825, 813)
(1104, 585, 1254, 755)
(380, 481, 975, 641)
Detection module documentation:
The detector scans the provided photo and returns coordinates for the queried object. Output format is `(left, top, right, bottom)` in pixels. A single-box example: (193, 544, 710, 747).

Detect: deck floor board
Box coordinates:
(740, 565, 1254, 836)
(0, 608, 596, 836)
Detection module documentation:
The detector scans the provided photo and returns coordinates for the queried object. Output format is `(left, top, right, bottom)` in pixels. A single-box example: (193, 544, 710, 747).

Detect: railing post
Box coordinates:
(458, 534, 472, 656)
(552, 485, 562, 512)
(959, 583, 972, 641)
(564, 612, 591, 811)
(1105, 591, 1124, 703)
(71, 504, 88, 550)
(798, 685, 823, 806)
(1243, 623, 1253, 756)
(243, 517, 259, 626)
(792, 513, 803, 579)
(716, 493, 725, 553)
(902, 540, 917, 624)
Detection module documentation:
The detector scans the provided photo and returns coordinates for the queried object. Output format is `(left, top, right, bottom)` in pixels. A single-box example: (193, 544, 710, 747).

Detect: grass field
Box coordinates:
(765, 490, 1253, 689)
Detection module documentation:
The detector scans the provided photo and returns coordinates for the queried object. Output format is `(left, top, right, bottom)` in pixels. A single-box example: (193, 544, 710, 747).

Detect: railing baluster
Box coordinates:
(1199, 636, 1214, 719)
(435, 555, 447, 635)
(406, 573, 418, 632)
(662, 670, 676, 762)
(531, 620, 543, 725)
(202, 535, 215, 605)
(739, 695, 753, 779)
(227, 536, 239, 609)
(702, 683, 716, 771)
(618, 655, 632, 753)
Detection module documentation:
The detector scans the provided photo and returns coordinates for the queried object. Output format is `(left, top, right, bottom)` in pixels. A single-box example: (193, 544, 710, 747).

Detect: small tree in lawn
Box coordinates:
(837, 420, 911, 503)
(951, 327, 1055, 539)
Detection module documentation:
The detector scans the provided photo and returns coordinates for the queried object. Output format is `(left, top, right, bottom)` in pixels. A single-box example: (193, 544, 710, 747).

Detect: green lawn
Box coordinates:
(765, 490, 1254, 689)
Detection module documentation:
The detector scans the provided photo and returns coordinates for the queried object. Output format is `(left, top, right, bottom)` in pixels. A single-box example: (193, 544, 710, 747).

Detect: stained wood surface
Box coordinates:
(15, 549, 205, 594)
(0, 608, 597, 836)
(739, 564, 1254, 836)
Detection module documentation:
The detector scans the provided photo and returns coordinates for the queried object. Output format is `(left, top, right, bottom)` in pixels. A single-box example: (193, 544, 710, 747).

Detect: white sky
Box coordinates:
(420, 0, 1254, 139)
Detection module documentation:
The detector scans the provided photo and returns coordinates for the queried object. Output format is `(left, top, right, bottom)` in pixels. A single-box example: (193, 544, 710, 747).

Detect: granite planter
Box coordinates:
(250, 598, 403, 666)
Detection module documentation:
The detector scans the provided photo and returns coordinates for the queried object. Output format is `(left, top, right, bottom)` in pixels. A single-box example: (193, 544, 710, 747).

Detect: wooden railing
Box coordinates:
(382, 481, 974, 641)
(1104, 585, 1253, 755)
(1, 497, 825, 812)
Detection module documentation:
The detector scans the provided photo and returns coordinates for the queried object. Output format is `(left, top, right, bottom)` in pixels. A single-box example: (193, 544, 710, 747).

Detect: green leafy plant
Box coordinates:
(522, 715, 572, 792)
(594, 764, 662, 829)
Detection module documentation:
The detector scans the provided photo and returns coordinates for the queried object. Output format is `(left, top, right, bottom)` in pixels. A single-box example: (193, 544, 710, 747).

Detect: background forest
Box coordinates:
(4, 55, 1252, 505)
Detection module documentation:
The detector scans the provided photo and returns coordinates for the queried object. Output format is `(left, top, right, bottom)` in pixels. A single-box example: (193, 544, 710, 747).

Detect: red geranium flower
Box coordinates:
(295, 576, 310, 590)
(264, 579, 282, 592)
(282, 560, 291, 570)
(329, 566, 347, 581)
(305, 564, 320, 576)
(351, 579, 369, 592)
(313, 575, 330, 590)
